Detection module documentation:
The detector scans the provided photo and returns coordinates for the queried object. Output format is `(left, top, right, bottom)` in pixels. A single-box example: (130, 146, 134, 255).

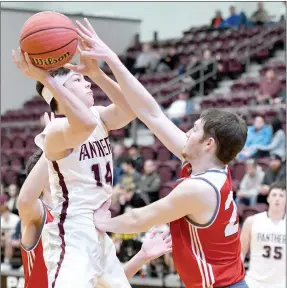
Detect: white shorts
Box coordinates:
(42, 217, 131, 288)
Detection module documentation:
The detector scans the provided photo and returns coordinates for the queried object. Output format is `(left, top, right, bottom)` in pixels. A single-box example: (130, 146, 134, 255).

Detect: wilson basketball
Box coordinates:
(20, 11, 78, 70)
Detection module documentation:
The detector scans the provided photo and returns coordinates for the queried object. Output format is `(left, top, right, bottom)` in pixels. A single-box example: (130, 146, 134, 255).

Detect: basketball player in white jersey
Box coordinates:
(241, 182, 286, 288)
(12, 43, 137, 287)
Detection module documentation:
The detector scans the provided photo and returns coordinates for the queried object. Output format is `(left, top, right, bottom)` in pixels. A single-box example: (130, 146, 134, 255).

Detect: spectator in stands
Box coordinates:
(166, 92, 192, 124)
(0, 183, 4, 195)
(236, 159, 264, 206)
(211, 10, 224, 28)
(251, 2, 269, 25)
(157, 47, 179, 72)
(258, 154, 286, 204)
(256, 69, 282, 104)
(128, 144, 144, 172)
(237, 116, 272, 160)
(119, 158, 141, 189)
(113, 143, 126, 185)
(6, 184, 19, 215)
(138, 160, 161, 203)
(133, 43, 159, 75)
(221, 6, 241, 27)
(0, 195, 20, 270)
(119, 183, 149, 215)
(254, 117, 286, 159)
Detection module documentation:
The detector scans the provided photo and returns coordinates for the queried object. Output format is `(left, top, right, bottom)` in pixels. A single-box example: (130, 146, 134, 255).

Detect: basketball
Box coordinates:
(19, 11, 78, 70)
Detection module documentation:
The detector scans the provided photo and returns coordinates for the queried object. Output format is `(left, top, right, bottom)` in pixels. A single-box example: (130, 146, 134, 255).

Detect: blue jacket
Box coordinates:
(245, 125, 272, 148)
(221, 14, 241, 27)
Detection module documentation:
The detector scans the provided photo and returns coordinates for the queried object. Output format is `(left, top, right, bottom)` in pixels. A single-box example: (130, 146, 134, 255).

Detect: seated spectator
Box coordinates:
(6, 184, 19, 215)
(211, 10, 224, 28)
(221, 6, 241, 27)
(272, 86, 286, 104)
(237, 116, 272, 160)
(254, 118, 286, 159)
(133, 43, 159, 75)
(166, 92, 192, 124)
(1, 195, 20, 270)
(258, 154, 286, 204)
(113, 143, 126, 185)
(138, 160, 161, 203)
(251, 2, 269, 25)
(236, 159, 264, 206)
(256, 69, 282, 104)
(119, 158, 141, 188)
(119, 183, 150, 215)
(157, 47, 179, 72)
(128, 144, 144, 172)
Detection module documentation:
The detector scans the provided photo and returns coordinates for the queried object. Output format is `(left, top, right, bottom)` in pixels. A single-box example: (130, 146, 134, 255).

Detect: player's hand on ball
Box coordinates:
(140, 229, 172, 261)
(12, 47, 50, 82)
(75, 18, 116, 62)
(64, 38, 101, 79)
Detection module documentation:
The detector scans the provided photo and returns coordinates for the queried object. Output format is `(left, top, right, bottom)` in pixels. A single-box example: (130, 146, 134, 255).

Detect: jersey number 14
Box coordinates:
(91, 162, 113, 186)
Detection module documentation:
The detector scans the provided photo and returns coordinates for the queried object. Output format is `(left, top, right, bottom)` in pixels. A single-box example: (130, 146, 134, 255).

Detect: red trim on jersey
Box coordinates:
(51, 161, 69, 288)
(21, 204, 53, 288)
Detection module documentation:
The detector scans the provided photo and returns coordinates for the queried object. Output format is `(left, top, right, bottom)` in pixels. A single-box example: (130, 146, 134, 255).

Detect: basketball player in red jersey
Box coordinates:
(18, 113, 173, 288)
(76, 19, 249, 288)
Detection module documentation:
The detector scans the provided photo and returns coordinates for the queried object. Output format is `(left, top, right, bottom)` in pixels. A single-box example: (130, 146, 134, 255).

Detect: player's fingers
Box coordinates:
(24, 52, 33, 66)
(164, 237, 172, 245)
(76, 20, 93, 38)
(50, 112, 55, 121)
(84, 18, 96, 35)
(77, 29, 93, 46)
(12, 50, 21, 68)
(63, 63, 79, 72)
(161, 229, 170, 240)
(148, 230, 157, 239)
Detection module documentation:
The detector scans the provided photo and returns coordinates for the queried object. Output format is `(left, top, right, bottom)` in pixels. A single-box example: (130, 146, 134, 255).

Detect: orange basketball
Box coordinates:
(20, 11, 78, 70)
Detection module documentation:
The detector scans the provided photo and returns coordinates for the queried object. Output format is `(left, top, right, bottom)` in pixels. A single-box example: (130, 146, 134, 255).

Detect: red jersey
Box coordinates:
(20, 203, 53, 288)
(170, 162, 245, 288)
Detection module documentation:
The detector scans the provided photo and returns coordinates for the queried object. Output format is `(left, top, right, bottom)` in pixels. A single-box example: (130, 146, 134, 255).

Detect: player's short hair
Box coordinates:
(200, 108, 247, 164)
(268, 182, 286, 195)
(26, 149, 43, 176)
(36, 66, 73, 113)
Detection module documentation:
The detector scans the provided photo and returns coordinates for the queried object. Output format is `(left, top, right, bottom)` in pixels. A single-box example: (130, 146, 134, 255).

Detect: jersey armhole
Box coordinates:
(20, 200, 47, 252)
(184, 177, 221, 229)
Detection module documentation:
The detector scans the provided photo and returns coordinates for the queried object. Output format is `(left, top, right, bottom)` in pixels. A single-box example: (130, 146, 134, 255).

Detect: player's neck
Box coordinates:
(268, 209, 285, 221)
(190, 157, 224, 174)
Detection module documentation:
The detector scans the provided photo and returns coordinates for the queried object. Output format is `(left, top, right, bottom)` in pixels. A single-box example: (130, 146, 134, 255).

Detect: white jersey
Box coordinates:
(246, 212, 286, 288)
(35, 107, 113, 221)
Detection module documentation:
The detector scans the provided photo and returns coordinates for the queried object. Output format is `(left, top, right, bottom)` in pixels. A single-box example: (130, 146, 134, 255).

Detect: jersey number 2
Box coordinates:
(224, 191, 239, 237)
(91, 162, 113, 187)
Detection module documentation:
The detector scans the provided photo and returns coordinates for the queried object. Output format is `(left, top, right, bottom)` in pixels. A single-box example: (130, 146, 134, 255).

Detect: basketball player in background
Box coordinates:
(18, 114, 172, 288)
(12, 41, 138, 287)
(76, 19, 249, 288)
(241, 182, 286, 288)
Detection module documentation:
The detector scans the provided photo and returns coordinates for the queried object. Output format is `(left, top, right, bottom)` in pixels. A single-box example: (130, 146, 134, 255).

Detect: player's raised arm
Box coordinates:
(64, 39, 136, 131)
(94, 179, 217, 233)
(17, 113, 53, 225)
(12, 49, 98, 158)
(240, 215, 253, 261)
(76, 19, 187, 161)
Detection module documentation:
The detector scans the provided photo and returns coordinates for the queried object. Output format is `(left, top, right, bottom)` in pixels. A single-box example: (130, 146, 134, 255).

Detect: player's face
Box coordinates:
(64, 73, 94, 107)
(182, 119, 210, 161)
(267, 188, 286, 211)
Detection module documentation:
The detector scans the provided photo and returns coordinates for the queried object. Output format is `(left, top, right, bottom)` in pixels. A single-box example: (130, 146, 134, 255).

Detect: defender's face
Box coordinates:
(267, 188, 286, 211)
(64, 73, 94, 108)
(182, 119, 206, 161)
